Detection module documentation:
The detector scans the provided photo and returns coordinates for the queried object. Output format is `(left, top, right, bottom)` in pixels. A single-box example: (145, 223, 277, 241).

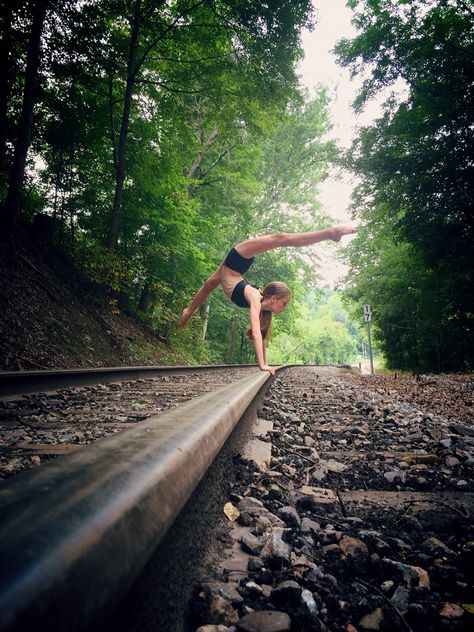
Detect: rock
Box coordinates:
(358, 607, 384, 630)
(248, 557, 264, 572)
(372, 537, 392, 556)
(449, 423, 474, 437)
(384, 470, 405, 483)
(407, 603, 426, 620)
(339, 536, 369, 559)
(311, 466, 327, 481)
(237, 611, 291, 632)
(244, 581, 263, 597)
(415, 476, 427, 487)
(260, 532, 291, 569)
(294, 486, 337, 511)
(321, 543, 342, 560)
(290, 552, 317, 576)
(439, 438, 453, 448)
(241, 533, 263, 555)
(300, 517, 321, 535)
(401, 515, 422, 531)
(254, 515, 278, 534)
(381, 580, 394, 593)
(201, 583, 244, 606)
(208, 595, 239, 625)
(440, 602, 464, 619)
(445, 455, 460, 467)
(320, 525, 343, 544)
(304, 435, 315, 447)
(391, 586, 410, 613)
(385, 536, 411, 553)
(271, 580, 302, 609)
(196, 626, 230, 632)
(301, 588, 318, 617)
(358, 529, 384, 542)
(370, 552, 381, 569)
(326, 459, 348, 473)
(422, 537, 457, 558)
(381, 559, 430, 589)
(238, 497, 264, 512)
(237, 498, 284, 528)
(278, 506, 301, 528)
(456, 479, 468, 488)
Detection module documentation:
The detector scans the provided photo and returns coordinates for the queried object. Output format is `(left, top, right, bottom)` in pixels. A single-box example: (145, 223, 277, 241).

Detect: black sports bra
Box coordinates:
(230, 279, 260, 308)
(224, 247, 254, 274)
(230, 279, 250, 308)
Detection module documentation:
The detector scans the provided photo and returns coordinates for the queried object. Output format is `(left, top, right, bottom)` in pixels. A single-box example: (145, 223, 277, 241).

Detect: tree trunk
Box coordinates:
(138, 282, 151, 311)
(186, 128, 218, 179)
(201, 303, 210, 341)
(105, 3, 141, 250)
(0, 1, 14, 188)
(0, 0, 49, 238)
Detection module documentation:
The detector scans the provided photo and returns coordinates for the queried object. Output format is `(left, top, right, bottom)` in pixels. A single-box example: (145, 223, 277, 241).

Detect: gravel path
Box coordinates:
(190, 366, 474, 632)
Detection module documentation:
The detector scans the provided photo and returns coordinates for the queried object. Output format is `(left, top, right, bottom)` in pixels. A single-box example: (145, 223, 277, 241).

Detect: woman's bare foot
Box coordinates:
(331, 225, 357, 242)
(177, 308, 192, 328)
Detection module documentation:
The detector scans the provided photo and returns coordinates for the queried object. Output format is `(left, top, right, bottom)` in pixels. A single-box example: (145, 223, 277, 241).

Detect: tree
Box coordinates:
(1, 0, 50, 238)
(268, 290, 358, 365)
(336, 0, 474, 371)
(100, 0, 315, 249)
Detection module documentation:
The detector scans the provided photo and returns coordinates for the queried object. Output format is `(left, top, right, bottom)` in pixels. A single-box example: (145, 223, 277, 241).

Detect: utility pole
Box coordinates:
(363, 304, 375, 375)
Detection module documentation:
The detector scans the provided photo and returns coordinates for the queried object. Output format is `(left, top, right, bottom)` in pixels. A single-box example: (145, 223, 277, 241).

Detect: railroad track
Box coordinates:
(1, 365, 472, 632)
(0, 363, 258, 397)
(0, 364, 275, 632)
(0, 364, 258, 479)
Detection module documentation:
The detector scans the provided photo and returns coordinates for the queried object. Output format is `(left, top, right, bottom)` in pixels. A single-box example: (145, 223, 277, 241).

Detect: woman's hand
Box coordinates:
(260, 364, 276, 376)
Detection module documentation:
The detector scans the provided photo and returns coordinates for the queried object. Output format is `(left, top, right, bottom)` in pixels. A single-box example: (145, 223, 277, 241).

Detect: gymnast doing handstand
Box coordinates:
(178, 226, 356, 375)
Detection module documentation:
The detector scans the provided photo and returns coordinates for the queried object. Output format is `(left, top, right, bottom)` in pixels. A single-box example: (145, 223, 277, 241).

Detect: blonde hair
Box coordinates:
(245, 281, 291, 341)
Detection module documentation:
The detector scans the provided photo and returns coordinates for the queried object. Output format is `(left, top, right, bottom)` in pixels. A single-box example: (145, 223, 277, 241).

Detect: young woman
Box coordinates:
(178, 225, 356, 375)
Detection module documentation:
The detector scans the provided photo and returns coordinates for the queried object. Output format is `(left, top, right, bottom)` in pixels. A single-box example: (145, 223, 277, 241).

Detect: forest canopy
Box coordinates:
(1, 0, 472, 372)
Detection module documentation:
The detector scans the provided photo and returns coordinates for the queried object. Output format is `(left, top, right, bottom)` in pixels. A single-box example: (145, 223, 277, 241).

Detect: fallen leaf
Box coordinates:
(223, 502, 240, 522)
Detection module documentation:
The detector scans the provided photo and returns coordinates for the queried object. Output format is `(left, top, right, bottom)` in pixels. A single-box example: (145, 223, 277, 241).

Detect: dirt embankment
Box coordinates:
(0, 226, 186, 371)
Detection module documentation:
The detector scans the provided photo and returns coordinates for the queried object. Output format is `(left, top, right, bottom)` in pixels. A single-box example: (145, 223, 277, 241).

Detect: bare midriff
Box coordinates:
(220, 264, 243, 298)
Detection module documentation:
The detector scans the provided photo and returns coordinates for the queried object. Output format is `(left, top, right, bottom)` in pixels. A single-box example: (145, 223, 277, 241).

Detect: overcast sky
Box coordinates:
(297, 0, 380, 286)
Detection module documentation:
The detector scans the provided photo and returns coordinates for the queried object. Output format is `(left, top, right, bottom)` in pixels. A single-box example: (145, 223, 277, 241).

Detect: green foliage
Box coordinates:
(73, 239, 138, 293)
(2, 0, 346, 366)
(269, 291, 359, 365)
(254, 91, 337, 233)
(337, 0, 474, 372)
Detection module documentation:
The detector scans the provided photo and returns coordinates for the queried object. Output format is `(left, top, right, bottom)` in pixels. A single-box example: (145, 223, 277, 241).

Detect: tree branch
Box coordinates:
(133, 0, 210, 78)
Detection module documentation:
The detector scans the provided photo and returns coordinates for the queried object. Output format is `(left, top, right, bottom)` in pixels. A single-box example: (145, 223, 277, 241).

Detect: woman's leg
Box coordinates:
(177, 264, 223, 327)
(235, 225, 356, 258)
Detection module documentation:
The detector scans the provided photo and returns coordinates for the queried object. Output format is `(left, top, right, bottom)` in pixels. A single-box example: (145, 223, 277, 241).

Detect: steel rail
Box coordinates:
(0, 369, 273, 632)
(0, 364, 256, 397)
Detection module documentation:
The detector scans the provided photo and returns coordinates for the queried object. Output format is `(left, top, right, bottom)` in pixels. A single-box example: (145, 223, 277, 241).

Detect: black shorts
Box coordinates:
(224, 247, 254, 274)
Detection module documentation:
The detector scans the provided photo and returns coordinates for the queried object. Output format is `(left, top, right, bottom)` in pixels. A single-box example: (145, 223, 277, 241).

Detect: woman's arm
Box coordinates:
(249, 297, 275, 376)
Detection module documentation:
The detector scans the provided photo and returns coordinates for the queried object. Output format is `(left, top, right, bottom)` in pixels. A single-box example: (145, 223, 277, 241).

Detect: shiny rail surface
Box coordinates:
(0, 364, 257, 397)
(0, 368, 277, 632)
